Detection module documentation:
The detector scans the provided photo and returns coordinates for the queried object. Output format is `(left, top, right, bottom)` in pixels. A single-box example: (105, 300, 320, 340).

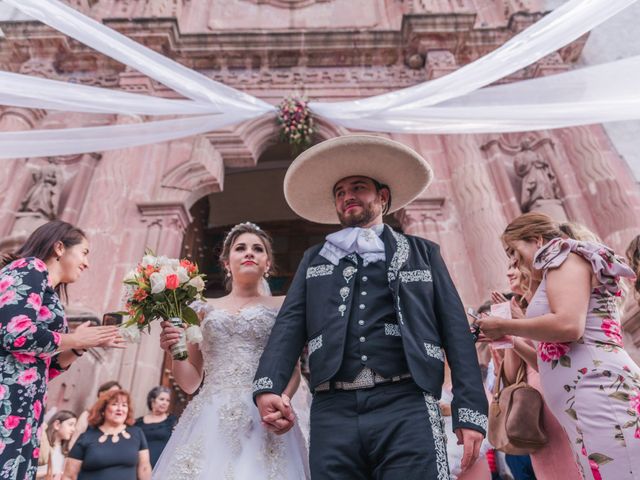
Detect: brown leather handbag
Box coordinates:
(488, 360, 548, 454)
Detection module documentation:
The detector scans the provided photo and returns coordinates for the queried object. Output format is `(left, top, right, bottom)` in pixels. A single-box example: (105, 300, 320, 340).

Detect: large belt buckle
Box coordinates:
(343, 367, 376, 390)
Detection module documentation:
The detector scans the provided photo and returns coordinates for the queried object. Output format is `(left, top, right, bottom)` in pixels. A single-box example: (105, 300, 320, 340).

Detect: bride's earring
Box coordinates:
(264, 272, 270, 279)
(226, 270, 231, 278)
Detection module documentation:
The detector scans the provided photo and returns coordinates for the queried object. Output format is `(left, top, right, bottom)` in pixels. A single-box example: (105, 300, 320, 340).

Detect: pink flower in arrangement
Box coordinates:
(8, 258, 27, 270)
(32, 259, 47, 272)
(13, 336, 26, 348)
(33, 400, 42, 420)
(37, 306, 52, 322)
(6, 315, 35, 334)
(3, 415, 21, 430)
(22, 422, 32, 445)
(629, 390, 640, 416)
(0, 290, 16, 307)
(601, 318, 623, 345)
(26, 293, 42, 310)
(0, 276, 14, 293)
(12, 353, 36, 364)
(165, 274, 179, 290)
(538, 342, 571, 362)
(17, 367, 38, 386)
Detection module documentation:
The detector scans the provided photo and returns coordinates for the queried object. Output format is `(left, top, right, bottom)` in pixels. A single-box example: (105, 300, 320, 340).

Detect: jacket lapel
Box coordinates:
(382, 224, 410, 286)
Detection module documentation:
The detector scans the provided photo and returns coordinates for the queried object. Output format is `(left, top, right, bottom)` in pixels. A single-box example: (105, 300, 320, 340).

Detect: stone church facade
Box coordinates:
(1, 0, 639, 414)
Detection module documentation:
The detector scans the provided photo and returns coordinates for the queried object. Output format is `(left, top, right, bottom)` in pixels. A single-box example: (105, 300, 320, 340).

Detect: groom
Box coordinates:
(254, 135, 487, 479)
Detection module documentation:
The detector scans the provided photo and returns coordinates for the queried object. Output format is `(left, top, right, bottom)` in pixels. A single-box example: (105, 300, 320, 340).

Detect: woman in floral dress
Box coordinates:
(0, 221, 123, 480)
(478, 212, 640, 480)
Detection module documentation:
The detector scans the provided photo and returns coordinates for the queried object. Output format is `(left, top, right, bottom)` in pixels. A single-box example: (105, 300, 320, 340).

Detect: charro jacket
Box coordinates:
(253, 225, 488, 435)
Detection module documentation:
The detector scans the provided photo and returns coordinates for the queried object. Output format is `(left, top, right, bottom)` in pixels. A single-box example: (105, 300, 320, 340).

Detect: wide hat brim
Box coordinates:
(284, 135, 434, 224)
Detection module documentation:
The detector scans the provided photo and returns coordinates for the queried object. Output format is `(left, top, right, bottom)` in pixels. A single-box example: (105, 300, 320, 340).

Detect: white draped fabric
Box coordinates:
(0, 0, 638, 158)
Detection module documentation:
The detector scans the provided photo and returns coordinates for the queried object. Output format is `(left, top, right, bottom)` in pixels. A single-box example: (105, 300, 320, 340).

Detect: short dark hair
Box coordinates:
(147, 385, 172, 411)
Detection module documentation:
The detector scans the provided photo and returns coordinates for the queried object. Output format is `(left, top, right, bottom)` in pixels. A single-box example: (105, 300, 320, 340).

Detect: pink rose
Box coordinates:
(33, 400, 42, 420)
(13, 337, 26, 348)
(165, 274, 179, 290)
(6, 315, 35, 334)
(51, 331, 61, 346)
(589, 459, 603, 480)
(22, 422, 32, 445)
(0, 440, 4, 455)
(17, 367, 37, 386)
(12, 353, 36, 364)
(49, 368, 62, 381)
(4, 415, 21, 430)
(0, 385, 6, 399)
(8, 258, 27, 270)
(0, 276, 14, 293)
(37, 306, 52, 322)
(32, 447, 39, 459)
(32, 259, 47, 272)
(0, 290, 16, 307)
(601, 318, 623, 345)
(26, 293, 42, 310)
(538, 342, 571, 362)
(630, 390, 640, 416)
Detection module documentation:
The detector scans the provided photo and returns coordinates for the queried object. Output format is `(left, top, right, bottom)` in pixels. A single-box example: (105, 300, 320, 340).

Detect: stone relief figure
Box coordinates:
(19, 163, 62, 220)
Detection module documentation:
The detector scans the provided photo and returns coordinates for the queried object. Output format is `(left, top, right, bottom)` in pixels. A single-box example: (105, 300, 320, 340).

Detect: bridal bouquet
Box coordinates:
(121, 252, 206, 360)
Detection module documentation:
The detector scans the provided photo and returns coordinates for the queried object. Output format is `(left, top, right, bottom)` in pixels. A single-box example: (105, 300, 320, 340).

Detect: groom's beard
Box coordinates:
(338, 201, 380, 228)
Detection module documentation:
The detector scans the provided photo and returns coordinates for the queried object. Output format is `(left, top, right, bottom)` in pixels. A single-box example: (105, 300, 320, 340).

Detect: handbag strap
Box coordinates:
(493, 356, 528, 398)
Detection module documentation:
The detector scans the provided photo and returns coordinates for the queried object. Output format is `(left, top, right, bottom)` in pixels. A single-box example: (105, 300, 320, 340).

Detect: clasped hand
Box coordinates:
(256, 393, 296, 435)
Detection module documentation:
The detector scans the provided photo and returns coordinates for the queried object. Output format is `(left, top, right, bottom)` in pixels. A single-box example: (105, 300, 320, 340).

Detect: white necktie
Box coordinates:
(320, 226, 386, 266)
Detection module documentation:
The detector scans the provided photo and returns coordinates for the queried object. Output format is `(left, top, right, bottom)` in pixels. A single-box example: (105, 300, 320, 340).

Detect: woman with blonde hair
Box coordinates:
(478, 212, 640, 479)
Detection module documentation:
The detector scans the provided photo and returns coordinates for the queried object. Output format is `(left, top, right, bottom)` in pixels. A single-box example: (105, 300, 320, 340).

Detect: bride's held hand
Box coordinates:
(256, 393, 296, 435)
(159, 321, 183, 353)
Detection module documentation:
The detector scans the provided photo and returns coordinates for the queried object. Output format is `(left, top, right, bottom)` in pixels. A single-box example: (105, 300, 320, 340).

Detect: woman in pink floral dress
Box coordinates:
(478, 213, 640, 480)
(0, 221, 122, 480)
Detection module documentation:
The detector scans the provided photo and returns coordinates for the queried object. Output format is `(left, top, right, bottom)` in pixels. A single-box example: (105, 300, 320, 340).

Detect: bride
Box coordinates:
(153, 222, 310, 479)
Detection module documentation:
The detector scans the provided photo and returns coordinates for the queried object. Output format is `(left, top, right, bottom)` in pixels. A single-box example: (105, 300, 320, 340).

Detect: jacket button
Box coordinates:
(359, 304, 365, 310)
(361, 291, 367, 296)
(359, 336, 366, 343)
(361, 355, 368, 362)
(362, 276, 368, 282)
(358, 320, 365, 326)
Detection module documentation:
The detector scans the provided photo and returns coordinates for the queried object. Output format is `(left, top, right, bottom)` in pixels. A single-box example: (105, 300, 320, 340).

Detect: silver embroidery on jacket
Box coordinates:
(308, 335, 323, 356)
(252, 377, 274, 393)
(306, 264, 334, 279)
(384, 323, 401, 337)
(399, 269, 433, 283)
(458, 408, 488, 431)
(388, 229, 410, 283)
(424, 342, 445, 362)
(424, 393, 450, 480)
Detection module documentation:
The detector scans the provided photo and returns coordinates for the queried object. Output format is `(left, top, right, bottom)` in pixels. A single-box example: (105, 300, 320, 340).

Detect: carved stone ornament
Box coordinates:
(241, 0, 333, 7)
(19, 163, 63, 220)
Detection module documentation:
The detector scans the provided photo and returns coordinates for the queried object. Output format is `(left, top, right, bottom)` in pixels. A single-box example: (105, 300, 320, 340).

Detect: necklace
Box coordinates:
(98, 426, 130, 444)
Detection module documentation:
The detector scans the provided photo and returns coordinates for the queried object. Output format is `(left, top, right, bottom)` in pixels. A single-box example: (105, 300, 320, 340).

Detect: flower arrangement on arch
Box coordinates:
(120, 251, 206, 360)
(277, 94, 314, 149)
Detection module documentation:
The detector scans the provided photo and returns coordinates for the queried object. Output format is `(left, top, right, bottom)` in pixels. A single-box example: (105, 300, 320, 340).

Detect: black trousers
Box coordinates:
(309, 380, 450, 480)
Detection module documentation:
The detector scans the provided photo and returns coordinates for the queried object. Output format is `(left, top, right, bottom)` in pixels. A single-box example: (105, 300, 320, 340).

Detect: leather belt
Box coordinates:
(315, 367, 412, 392)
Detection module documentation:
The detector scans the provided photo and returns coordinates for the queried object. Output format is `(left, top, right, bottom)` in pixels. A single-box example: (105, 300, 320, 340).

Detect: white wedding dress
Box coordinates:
(153, 302, 311, 480)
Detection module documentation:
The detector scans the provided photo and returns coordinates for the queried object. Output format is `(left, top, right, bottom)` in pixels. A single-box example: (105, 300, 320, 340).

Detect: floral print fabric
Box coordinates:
(0, 258, 67, 480)
(527, 238, 640, 479)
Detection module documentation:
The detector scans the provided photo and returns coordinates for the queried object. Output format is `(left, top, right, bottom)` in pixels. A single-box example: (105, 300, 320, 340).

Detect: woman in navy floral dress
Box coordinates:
(0, 221, 123, 480)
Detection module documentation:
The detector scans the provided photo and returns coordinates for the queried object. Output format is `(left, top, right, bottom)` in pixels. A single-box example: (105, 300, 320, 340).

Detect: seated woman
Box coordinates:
(62, 389, 152, 480)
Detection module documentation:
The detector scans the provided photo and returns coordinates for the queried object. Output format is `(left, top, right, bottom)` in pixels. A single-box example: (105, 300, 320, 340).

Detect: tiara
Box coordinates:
(223, 222, 262, 244)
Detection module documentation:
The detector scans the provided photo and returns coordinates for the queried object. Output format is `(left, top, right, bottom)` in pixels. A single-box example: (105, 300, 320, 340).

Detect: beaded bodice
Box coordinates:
(197, 303, 278, 392)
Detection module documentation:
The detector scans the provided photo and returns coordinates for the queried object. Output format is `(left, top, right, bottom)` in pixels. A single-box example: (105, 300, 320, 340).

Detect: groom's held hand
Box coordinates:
(455, 428, 484, 472)
(256, 393, 296, 435)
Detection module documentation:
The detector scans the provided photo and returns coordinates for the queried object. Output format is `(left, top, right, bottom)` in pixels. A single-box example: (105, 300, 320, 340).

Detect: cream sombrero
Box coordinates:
(284, 135, 433, 224)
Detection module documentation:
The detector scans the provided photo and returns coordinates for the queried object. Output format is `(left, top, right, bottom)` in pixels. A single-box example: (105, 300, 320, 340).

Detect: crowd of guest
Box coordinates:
(4, 212, 640, 479)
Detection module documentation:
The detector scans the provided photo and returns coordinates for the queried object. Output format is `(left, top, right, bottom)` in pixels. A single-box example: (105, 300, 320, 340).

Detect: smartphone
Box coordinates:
(102, 313, 123, 326)
(466, 308, 481, 342)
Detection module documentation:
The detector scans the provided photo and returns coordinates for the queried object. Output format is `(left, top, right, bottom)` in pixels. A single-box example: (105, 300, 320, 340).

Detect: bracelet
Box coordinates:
(71, 348, 87, 357)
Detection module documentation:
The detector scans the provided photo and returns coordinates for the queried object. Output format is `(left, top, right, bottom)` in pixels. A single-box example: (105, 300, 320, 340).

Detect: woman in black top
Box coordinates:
(63, 389, 151, 480)
(134, 386, 177, 468)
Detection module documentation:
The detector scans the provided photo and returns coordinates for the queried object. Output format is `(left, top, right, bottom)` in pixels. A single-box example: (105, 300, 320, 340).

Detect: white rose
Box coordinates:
(123, 269, 137, 282)
(141, 255, 156, 267)
(188, 276, 205, 292)
(176, 267, 190, 284)
(149, 272, 166, 294)
(157, 256, 171, 267)
(185, 325, 203, 344)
